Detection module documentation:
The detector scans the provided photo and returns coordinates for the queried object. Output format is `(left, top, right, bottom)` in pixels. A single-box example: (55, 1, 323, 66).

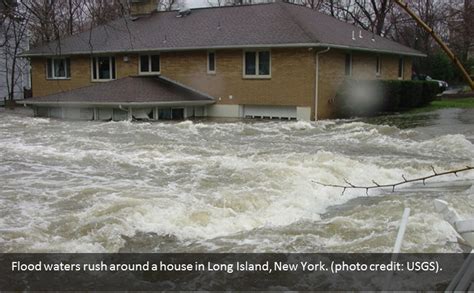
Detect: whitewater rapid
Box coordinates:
(0, 109, 473, 253)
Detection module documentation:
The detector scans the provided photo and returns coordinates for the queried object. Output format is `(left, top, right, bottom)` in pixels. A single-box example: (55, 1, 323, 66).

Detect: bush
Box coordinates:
(421, 81, 440, 105)
(335, 79, 439, 117)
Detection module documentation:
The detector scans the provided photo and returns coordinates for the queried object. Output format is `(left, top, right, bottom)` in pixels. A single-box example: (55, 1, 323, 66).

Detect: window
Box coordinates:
(92, 56, 116, 81)
(398, 57, 404, 79)
(376, 56, 381, 76)
(345, 53, 352, 76)
(46, 58, 71, 79)
(158, 108, 184, 120)
(244, 50, 271, 78)
(139, 54, 160, 74)
(207, 51, 216, 74)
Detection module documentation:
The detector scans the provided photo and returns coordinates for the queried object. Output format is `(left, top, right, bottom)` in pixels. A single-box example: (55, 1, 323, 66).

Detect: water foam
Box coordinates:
(1, 111, 473, 253)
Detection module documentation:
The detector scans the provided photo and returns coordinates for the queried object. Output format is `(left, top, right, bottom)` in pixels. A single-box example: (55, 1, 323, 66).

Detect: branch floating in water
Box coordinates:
(312, 166, 474, 196)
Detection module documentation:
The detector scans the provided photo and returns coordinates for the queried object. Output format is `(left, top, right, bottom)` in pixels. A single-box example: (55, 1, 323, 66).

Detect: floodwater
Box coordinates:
(0, 108, 473, 253)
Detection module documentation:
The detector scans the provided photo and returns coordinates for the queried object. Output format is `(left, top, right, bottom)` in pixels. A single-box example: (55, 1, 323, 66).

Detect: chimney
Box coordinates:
(129, 0, 157, 17)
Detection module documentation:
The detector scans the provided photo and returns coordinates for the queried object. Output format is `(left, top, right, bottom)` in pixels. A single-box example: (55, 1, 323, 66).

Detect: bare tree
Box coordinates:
(446, 0, 473, 62)
(1, 0, 31, 102)
(389, 0, 450, 54)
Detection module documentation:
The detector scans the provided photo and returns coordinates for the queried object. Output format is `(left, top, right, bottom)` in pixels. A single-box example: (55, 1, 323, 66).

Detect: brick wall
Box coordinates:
(31, 54, 139, 97)
(31, 48, 316, 114)
(30, 47, 412, 120)
(160, 48, 315, 111)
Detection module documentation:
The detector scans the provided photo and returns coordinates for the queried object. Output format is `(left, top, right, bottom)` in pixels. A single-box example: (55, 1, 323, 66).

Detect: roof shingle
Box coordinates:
(22, 76, 215, 105)
(22, 2, 424, 57)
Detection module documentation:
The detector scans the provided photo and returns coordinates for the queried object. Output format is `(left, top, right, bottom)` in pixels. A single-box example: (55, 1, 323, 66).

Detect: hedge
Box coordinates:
(335, 80, 440, 117)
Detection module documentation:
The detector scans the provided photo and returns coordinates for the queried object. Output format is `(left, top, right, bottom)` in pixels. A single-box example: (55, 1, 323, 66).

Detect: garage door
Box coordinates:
(243, 105, 297, 120)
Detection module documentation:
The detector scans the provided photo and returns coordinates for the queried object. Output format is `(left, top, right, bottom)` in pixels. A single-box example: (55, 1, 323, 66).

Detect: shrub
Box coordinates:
(335, 79, 439, 117)
(421, 81, 440, 105)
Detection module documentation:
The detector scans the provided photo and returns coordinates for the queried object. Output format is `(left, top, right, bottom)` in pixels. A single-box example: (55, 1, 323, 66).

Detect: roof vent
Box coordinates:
(352, 31, 356, 41)
(359, 30, 363, 39)
(176, 7, 191, 18)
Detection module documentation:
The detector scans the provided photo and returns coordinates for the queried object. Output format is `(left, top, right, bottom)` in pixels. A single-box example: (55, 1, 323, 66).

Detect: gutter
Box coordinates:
(18, 100, 215, 107)
(315, 47, 331, 121)
(316, 43, 427, 57)
(20, 43, 426, 58)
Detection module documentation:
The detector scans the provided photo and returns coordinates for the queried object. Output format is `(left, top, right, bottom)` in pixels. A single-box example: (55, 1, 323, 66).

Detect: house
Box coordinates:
(19, 0, 424, 121)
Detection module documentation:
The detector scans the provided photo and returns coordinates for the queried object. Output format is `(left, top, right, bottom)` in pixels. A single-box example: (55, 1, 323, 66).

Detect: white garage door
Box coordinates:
(243, 105, 297, 120)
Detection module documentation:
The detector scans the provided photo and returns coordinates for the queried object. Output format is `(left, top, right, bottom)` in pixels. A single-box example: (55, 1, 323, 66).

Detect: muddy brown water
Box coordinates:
(0, 108, 473, 252)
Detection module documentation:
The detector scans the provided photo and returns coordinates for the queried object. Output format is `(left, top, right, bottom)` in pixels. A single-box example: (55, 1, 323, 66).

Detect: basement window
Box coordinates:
(207, 51, 216, 74)
(46, 58, 71, 79)
(244, 50, 271, 78)
(398, 57, 404, 79)
(139, 54, 160, 74)
(92, 56, 116, 81)
(345, 53, 352, 76)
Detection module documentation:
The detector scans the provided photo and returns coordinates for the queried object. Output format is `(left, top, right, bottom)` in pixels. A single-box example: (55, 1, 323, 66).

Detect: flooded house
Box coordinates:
(19, 0, 424, 121)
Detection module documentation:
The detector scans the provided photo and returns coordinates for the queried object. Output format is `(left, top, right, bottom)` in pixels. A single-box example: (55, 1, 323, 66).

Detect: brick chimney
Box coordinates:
(129, 0, 157, 17)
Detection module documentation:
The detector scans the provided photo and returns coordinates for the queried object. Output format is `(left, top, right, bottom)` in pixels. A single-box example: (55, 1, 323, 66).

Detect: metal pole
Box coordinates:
(393, 0, 474, 90)
(393, 208, 411, 254)
(383, 207, 411, 291)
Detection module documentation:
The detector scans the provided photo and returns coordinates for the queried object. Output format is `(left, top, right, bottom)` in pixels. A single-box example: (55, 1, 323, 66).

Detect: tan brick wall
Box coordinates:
(31, 54, 139, 97)
(31, 48, 413, 120)
(160, 48, 315, 111)
(32, 49, 316, 116)
(317, 50, 413, 119)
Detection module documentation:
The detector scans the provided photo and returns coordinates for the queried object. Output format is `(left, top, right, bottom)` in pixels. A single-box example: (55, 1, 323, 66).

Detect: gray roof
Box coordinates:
(22, 1, 425, 57)
(21, 76, 215, 106)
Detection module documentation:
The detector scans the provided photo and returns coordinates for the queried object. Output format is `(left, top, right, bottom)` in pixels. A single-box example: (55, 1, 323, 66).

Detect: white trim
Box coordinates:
(242, 49, 272, 79)
(138, 54, 161, 75)
(207, 51, 216, 74)
(91, 56, 116, 82)
(21, 43, 427, 58)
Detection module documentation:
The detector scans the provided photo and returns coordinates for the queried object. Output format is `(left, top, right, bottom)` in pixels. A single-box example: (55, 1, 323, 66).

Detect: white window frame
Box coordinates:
(138, 54, 161, 75)
(47, 58, 70, 80)
(242, 49, 271, 79)
(398, 56, 405, 80)
(207, 51, 216, 74)
(376, 55, 382, 77)
(345, 52, 353, 77)
(91, 56, 116, 82)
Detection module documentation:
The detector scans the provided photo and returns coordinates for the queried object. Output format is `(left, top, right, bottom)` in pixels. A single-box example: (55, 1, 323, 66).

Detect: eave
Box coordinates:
(18, 100, 215, 108)
(19, 42, 427, 58)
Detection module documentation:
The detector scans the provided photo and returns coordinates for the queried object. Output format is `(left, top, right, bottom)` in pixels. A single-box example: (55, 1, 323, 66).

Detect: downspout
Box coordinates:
(314, 47, 330, 121)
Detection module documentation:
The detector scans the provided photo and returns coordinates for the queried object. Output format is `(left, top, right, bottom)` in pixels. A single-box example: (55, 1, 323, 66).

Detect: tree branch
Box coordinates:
(313, 166, 474, 196)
